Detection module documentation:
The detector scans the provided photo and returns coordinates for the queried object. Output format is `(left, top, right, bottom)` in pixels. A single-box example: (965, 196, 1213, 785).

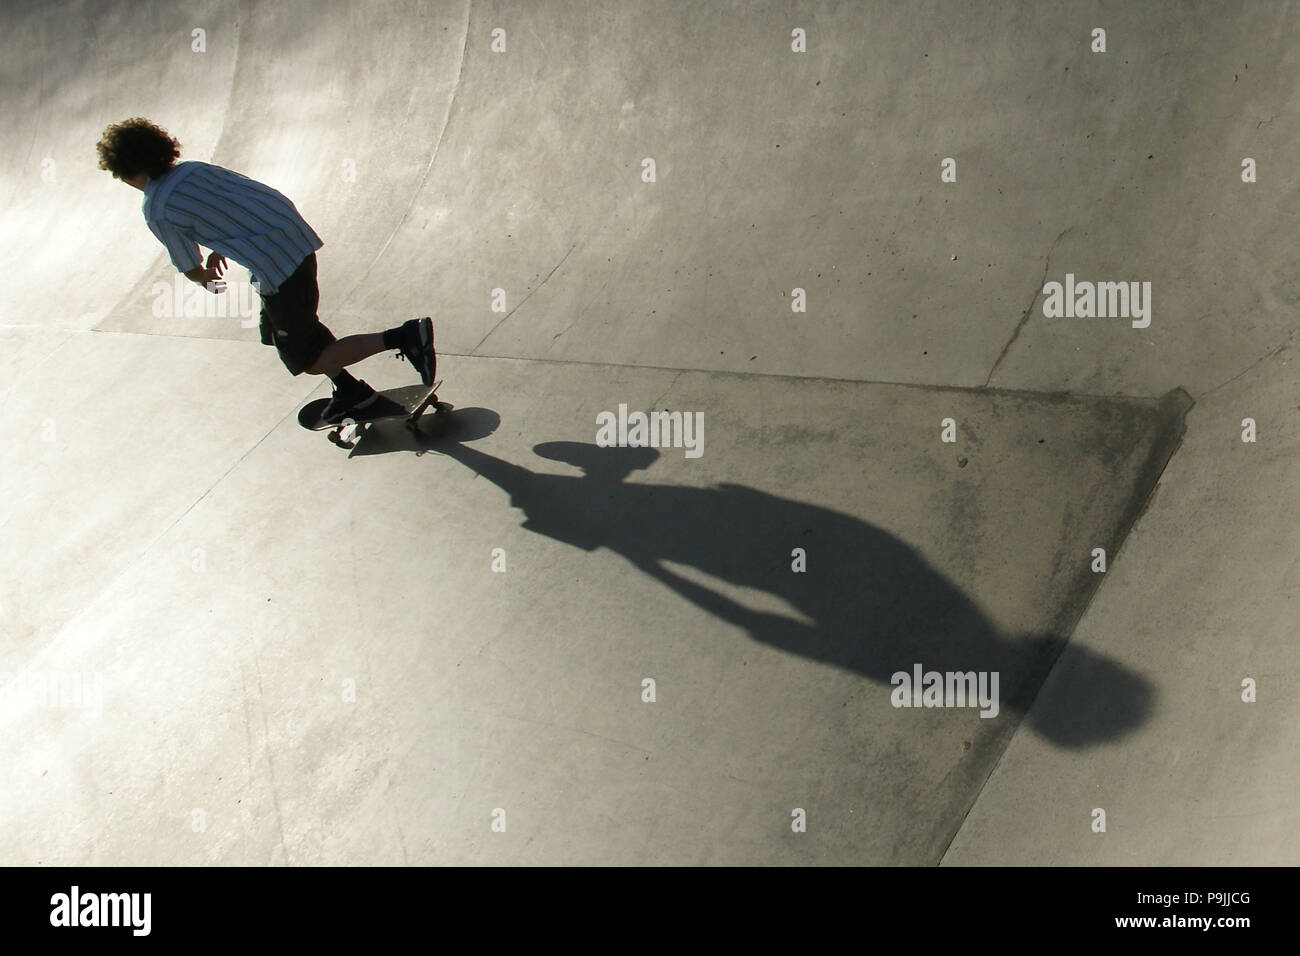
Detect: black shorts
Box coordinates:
(258, 254, 336, 375)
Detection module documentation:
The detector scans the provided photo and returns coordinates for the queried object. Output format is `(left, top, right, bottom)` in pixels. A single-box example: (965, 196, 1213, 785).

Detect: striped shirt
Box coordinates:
(142, 161, 323, 295)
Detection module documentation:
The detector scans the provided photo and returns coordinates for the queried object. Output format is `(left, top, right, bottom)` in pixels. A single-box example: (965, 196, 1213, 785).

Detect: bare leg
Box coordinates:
(306, 333, 387, 377)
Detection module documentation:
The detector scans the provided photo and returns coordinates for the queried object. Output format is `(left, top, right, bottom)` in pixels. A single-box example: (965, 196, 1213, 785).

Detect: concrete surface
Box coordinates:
(0, 0, 1295, 865)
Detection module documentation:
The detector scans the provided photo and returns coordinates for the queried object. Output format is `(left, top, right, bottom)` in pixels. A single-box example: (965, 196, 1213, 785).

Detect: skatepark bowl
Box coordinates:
(1, 0, 1297, 865)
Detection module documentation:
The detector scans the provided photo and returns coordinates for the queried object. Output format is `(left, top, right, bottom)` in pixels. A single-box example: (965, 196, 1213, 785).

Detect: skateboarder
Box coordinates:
(96, 117, 435, 423)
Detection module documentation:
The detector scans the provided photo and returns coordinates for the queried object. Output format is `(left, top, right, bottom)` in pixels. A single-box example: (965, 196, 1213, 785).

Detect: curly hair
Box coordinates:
(96, 118, 181, 180)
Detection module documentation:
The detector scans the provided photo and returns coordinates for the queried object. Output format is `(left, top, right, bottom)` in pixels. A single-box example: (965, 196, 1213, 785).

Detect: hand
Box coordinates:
(185, 259, 226, 293)
(205, 253, 227, 293)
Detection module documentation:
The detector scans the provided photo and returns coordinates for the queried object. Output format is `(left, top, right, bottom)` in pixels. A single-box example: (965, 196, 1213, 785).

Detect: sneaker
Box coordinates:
(322, 379, 379, 425)
(395, 317, 436, 386)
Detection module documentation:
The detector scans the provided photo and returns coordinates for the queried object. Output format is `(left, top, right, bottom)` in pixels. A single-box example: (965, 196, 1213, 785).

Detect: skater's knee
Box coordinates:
(305, 344, 338, 376)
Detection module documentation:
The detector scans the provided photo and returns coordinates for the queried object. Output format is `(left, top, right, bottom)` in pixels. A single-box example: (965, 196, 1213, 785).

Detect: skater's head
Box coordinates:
(96, 117, 181, 190)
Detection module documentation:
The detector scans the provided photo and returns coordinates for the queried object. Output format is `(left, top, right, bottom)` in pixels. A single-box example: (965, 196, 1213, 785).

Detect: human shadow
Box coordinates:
(434, 437, 1153, 748)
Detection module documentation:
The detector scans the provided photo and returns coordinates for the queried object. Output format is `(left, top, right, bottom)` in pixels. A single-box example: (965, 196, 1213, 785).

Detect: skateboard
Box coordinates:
(298, 379, 446, 448)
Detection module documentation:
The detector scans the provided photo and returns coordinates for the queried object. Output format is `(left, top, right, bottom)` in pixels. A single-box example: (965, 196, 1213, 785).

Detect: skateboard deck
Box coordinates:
(298, 380, 445, 448)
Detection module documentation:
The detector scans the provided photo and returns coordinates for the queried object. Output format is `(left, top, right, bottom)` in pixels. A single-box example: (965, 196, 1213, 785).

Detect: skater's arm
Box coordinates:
(147, 218, 202, 274)
(183, 252, 227, 292)
(147, 217, 224, 291)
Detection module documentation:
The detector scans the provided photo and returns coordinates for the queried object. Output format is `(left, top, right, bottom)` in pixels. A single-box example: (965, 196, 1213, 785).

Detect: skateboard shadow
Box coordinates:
(433, 438, 1153, 749)
(344, 406, 502, 457)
